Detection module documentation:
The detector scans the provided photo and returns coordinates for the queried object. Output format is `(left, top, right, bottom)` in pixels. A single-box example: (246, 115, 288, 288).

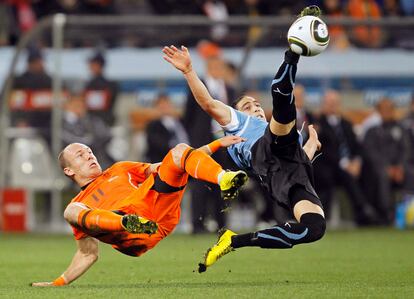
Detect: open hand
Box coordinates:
(162, 45, 192, 74)
(218, 135, 246, 148)
(308, 124, 321, 151)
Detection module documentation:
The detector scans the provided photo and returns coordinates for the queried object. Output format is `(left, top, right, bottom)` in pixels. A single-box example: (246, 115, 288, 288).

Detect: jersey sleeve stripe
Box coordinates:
(128, 172, 138, 189)
(221, 106, 240, 132)
(271, 64, 289, 86)
(235, 116, 251, 137)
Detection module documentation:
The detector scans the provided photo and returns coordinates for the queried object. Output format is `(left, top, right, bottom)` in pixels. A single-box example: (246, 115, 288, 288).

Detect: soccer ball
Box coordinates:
(287, 15, 330, 56)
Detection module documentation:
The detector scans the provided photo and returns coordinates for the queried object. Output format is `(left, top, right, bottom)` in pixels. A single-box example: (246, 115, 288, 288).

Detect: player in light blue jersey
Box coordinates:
(163, 6, 326, 272)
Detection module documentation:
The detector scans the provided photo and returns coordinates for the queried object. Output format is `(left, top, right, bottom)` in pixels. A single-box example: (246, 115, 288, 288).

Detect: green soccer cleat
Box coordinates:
(219, 170, 248, 200)
(299, 5, 322, 17)
(198, 229, 237, 273)
(122, 214, 158, 235)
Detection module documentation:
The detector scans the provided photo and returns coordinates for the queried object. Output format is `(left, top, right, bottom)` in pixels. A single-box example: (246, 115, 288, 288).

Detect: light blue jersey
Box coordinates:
(222, 107, 268, 169)
(222, 106, 304, 170)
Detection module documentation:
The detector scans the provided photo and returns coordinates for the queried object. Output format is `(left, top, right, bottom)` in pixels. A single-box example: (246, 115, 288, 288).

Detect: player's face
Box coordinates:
(377, 99, 395, 122)
(323, 91, 341, 115)
(63, 143, 102, 183)
(236, 96, 266, 120)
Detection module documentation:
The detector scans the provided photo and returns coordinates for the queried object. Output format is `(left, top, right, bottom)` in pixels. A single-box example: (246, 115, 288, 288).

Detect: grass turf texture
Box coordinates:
(1, 229, 413, 298)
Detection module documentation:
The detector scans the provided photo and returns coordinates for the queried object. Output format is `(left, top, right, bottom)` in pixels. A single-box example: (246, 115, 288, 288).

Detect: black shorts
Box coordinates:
(289, 184, 322, 209)
(250, 126, 321, 210)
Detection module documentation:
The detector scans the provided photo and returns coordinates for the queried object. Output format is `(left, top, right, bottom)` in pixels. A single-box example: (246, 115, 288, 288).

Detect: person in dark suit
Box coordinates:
(145, 94, 188, 163)
(363, 98, 410, 225)
(84, 51, 119, 126)
(182, 42, 236, 233)
(313, 90, 375, 225)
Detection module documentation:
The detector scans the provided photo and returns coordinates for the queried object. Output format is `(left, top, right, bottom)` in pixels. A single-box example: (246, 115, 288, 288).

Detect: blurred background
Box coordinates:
(1, 0, 414, 234)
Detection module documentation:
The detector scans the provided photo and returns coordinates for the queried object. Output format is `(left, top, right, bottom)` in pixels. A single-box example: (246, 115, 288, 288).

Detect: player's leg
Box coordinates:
(162, 143, 247, 199)
(230, 186, 325, 249)
(63, 202, 157, 234)
(199, 186, 325, 272)
(269, 5, 320, 142)
(268, 49, 300, 144)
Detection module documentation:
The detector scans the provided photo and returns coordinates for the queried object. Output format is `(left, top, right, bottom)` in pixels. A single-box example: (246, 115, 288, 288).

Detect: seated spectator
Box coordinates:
(203, 0, 229, 42)
(382, 0, 402, 16)
(225, 0, 276, 46)
(321, 0, 350, 50)
(362, 98, 409, 225)
(313, 90, 376, 225)
(62, 93, 114, 170)
(400, 0, 414, 15)
(12, 48, 52, 139)
(0, 3, 15, 45)
(145, 94, 188, 163)
(347, 0, 384, 48)
(14, 48, 51, 91)
(84, 51, 119, 126)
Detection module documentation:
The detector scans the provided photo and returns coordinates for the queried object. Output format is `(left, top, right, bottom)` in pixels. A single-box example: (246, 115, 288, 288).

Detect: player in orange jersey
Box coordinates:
(31, 136, 248, 287)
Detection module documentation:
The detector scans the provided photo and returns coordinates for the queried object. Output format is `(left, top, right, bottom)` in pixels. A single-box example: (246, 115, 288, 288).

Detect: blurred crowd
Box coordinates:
(10, 47, 118, 169)
(2, 0, 414, 232)
(0, 0, 414, 48)
(6, 40, 414, 231)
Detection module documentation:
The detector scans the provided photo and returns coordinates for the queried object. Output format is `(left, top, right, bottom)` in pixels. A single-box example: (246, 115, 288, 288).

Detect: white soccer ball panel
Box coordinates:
(287, 15, 330, 56)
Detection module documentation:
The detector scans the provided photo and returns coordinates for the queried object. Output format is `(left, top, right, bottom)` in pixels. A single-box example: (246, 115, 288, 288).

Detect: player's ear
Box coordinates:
(63, 167, 74, 177)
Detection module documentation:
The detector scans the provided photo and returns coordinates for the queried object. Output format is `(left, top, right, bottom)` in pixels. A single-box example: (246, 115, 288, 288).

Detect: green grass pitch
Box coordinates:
(1, 229, 413, 298)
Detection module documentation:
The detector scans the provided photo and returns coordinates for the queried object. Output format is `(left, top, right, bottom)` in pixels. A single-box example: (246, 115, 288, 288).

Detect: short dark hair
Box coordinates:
(231, 95, 249, 109)
(27, 48, 43, 63)
(89, 52, 105, 66)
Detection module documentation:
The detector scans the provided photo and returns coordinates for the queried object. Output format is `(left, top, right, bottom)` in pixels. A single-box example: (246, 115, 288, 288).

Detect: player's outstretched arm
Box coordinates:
(162, 45, 232, 126)
(302, 124, 322, 161)
(199, 135, 246, 155)
(31, 237, 99, 287)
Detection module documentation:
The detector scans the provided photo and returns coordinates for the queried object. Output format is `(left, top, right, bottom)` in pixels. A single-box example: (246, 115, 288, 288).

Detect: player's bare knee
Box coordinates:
(64, 202, 88, 224)
(171, 143, 190, 167)
(269, 117, 296, 136)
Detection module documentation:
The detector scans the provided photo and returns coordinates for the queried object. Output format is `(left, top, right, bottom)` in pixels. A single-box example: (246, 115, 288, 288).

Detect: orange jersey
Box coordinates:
(69, 155, 189, 257)
(70, 161, 151, 239)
